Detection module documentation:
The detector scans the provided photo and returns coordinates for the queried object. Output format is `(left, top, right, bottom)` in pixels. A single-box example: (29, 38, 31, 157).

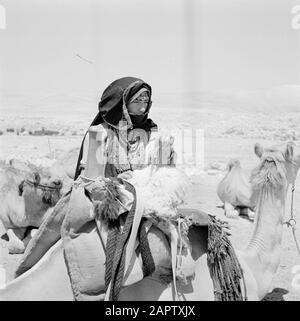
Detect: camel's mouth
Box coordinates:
(263, 158, 276, 165)
(41, 189, 61, 206)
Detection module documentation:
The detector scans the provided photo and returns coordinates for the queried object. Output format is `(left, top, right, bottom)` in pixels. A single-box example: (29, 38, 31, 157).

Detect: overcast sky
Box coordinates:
(0, 0, 299, 96)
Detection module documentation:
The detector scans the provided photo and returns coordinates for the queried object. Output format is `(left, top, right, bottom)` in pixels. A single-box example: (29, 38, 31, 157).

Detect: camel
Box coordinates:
(217, 159, 255, 219)
(0, 159, 71, 254)
(0, 141, 299, 301)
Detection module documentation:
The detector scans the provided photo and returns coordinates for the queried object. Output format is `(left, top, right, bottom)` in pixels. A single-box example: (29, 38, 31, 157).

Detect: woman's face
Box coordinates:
(127, 91, 149, 115)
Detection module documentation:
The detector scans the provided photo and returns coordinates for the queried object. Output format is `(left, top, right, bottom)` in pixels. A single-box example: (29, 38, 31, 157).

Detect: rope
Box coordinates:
(292, 227, 300, 258)
(19, 178, 62, 205)
(290, 184, 295, 224)
(285, 184, 300, 258)
(138, 219, 155, 277)
(24, 179, 62, 192)
(173, 218, 188, 301)
(170, 223, 179, 300)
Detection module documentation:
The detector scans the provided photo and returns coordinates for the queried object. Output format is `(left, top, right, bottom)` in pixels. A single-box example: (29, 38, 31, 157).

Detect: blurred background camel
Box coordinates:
(0, 155, 73, 254)
(217, 159, 255, 219)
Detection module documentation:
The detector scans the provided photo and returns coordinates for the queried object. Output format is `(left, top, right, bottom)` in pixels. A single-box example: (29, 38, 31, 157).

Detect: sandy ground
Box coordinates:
(0, 134, 300, 301)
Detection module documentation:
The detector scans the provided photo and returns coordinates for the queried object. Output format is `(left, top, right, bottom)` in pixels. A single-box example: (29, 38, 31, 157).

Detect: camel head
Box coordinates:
(250, 141, 299, 205)
(253, 141, 299, 187)
(18, 167, 65, 226)
(227, 158, 241, 171)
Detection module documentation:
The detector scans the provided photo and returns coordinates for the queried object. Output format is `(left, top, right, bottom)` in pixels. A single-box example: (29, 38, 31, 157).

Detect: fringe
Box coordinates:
(93, 179, 122, 225)
(207, 215, 247, 301)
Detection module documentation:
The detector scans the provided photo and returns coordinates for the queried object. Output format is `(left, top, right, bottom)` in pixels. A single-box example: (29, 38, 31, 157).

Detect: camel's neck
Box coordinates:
(243, 186, 286, 299)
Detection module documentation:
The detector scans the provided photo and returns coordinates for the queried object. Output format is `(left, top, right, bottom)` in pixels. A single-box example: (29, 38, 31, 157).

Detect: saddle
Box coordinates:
(15, 176, 246, 301)
(104, 204, 209, 301)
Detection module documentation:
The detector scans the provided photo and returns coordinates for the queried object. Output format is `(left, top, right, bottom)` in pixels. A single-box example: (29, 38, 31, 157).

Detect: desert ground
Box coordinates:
(0, 111, 300, 301)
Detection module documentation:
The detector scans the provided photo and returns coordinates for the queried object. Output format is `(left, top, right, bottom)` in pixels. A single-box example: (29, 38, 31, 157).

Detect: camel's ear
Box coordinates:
(254, 143, 264, 158)
(285, 142, 294, 162)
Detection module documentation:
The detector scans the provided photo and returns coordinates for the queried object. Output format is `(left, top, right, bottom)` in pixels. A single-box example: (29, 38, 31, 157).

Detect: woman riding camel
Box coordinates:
(74, 76, 174, 180)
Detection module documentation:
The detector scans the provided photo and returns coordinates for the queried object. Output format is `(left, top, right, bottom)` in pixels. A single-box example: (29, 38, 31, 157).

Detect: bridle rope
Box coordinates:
(23, 179, 62, 192)
(285, 183, 300, 258)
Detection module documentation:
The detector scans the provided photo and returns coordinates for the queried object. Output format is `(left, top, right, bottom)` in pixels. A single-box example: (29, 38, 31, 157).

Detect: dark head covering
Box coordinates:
(74, 77, 157, 179)
(92, 76, 157, 130)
